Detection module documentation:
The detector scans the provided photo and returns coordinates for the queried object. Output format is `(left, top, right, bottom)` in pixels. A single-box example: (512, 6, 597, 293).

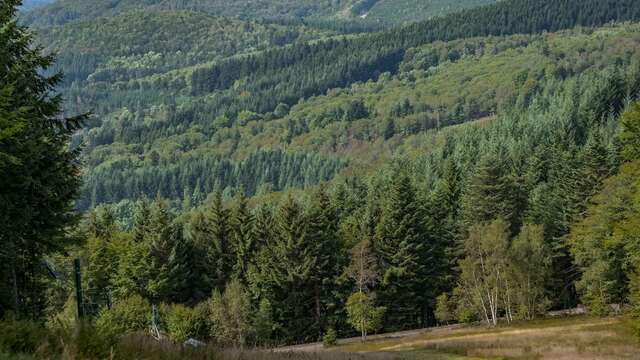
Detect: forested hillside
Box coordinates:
(37, 9, 334, 85)
(4, 0, 640, 358)
(34, 0, 640, 212)
(21, 0, 497, 28)
(349, 0, 497, 25)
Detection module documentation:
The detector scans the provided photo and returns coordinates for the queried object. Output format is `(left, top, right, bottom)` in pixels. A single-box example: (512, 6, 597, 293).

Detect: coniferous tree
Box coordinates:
(229, 192, 256, 282)
(461, 157, 514, 230)
(133, 197, 152, 243)
(260, 196, 316, 341)
(205, 190, 232, 292)
(184, 211, 216, 302)
(167, 222, 194, 303)
(428, 160, 463, 286)
(147, 198, 173, 302)
(0, 0, 84, 318)
(307, 187, 342, 337)
(85, 207, 122, 306)
(374, 173, 437, 329)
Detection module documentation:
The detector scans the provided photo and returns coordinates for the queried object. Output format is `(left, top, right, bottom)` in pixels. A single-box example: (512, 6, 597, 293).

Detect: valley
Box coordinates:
(2, 0, 640, 359)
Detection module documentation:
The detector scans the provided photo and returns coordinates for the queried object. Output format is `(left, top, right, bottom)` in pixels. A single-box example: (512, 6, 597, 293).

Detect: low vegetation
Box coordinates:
(340, 316, 640, 359)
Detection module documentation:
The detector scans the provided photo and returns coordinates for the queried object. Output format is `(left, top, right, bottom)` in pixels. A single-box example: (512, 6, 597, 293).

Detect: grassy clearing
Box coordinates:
(336, 316, 640, 359)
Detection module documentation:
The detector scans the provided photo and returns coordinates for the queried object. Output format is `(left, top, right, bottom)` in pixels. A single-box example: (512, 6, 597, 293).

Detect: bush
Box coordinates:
(322, 328, 337, 347)
(0, 315, 47, 355)
(456, 307, 476, 324)
(435, 293, 454, 325)
(53, 321, 112, 359)
(163, 304, 207, 343)
(95, 295, 151, 340)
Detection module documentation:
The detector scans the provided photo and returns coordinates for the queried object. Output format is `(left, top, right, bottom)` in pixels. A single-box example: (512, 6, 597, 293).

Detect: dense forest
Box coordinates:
(21, 0, 498, 28)
(3, 0, 640, 358)
(24, 0, 640, 214)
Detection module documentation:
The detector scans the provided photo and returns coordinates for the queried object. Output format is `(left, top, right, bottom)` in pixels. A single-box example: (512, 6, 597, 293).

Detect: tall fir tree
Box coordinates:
(229, 192, 256, 282)
(259, 196, 317, 341)
(374, 173, 438, 329)
(204, 190, 232, 292)
(184, 210, 216, 303)
(0, 0, 84, 318)
(461, 157, 515, 231)
(307, 187, 343, 338)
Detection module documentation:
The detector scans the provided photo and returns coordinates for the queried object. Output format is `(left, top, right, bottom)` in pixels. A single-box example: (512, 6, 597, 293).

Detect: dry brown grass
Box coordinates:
(339, 316, 640, 359)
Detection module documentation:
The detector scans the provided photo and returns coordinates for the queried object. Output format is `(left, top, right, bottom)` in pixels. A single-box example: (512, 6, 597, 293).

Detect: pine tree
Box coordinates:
(307, 187, 342, 337)
(621, 101, 640, 162)
(259, 196, 317, 341)
(253, 298, 276, 346)
(229, 192, 256, 282)
(374, 173, 436, 329)
(429, 160, 463, 285)
(579, 131, 611, 202)
(147, 197, 173, 302)
(0, 0, 85, 318)
(205, 190, 232, 292)
(133, 197, 152, 243)
(461, 157, 514, 230)
(184, 210, 216, 303)
(167, 222, 194, 303)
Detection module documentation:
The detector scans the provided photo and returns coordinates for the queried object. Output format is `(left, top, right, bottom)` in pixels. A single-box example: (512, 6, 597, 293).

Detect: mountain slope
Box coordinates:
(22, 0, 498, 28)
(26, 0, 640, 210)
(350, 0, 498, 24)
(35, 9, 334, 84)
(77, 23, 640, 209)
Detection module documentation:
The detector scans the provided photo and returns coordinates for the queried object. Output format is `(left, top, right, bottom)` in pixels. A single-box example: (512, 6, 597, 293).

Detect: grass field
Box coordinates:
(302, 316, 640, 359)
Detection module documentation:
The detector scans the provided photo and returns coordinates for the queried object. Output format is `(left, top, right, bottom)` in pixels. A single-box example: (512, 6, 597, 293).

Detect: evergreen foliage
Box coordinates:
(0, 0, 84, 319)
(7, 0, 640, 349)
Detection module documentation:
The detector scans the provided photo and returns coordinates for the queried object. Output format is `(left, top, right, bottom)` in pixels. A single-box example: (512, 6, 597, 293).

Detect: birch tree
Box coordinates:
(346, 238, 379, 295)
(508, 224, 551, 319)
(457, 218, 510, 326)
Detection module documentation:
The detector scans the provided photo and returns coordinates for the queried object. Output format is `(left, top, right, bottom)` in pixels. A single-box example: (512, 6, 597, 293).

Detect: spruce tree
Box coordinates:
(147, 198, 173, 302)
(184, 210, 216, 303)
(460, 157, 515, 230)
(229, 192, 256, 282)
(262, 197, 316, 341)
(307, 187, 342, 337)
(429, 160, 463, 284)
(374, 173, 436, 328)
(205, 190, 232, 291)
(0, 0, 85, 318)
(167, 222, 195, 303)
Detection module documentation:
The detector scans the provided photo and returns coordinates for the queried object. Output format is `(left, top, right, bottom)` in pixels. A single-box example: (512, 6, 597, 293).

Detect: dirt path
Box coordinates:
(274, 324, 465, 352)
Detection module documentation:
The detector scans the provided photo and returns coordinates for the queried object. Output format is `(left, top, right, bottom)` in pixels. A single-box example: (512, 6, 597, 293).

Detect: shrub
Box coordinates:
(163, 304, 206, 343)
(0, 315, 46, 355)
(345, 292, 386, 340)
(456, 307, 476, 324)
(322, 328, 337, 347)
(57, 321, 112, 359)
(95, 295, 151, 340)
(435, 293, 454, 325)
(46, 295, 77, 332)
